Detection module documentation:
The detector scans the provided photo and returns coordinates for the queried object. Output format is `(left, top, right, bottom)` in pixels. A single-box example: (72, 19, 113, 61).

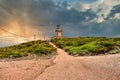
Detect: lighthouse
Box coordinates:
(55, 25, 62, 38)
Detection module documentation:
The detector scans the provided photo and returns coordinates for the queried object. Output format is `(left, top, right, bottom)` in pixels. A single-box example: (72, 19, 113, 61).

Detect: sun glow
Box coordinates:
(0, 19, 45, 44)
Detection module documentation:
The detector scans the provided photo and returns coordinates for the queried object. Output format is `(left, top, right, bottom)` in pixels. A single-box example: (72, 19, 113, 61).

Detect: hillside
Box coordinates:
(0, 40, 56, 58)
(51, 37, 120, 56)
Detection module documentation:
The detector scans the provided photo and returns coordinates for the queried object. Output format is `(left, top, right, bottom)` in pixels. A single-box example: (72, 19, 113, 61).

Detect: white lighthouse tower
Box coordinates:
(55, 25, 62, 38)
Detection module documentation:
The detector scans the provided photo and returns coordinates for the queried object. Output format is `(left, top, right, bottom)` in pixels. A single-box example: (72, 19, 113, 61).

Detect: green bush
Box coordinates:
(9, 51, 23, 58)
(0, 40, 56, 58)
(52, 37, 120, 56)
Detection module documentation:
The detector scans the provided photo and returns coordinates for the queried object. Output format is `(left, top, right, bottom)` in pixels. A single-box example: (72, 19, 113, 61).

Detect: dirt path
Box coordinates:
(0, 55, 55, 80)
(0, 43, 120, 80)
(35, 43, 120, 80)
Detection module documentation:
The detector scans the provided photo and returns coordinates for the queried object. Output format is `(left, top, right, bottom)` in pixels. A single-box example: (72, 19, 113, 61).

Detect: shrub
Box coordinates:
(52, 37, 120, 56)
(0, 40, 56, 58)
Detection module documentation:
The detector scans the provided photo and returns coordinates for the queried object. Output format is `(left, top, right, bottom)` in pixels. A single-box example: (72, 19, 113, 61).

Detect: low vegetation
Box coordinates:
(0, 40, 56, 58)
(51, 37, 120, 56)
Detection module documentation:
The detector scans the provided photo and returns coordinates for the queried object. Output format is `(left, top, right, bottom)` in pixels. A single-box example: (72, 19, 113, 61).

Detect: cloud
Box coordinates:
(0, 0, 120, 47)
(107, 4, 120, 19)
(71, 0, 120, 23)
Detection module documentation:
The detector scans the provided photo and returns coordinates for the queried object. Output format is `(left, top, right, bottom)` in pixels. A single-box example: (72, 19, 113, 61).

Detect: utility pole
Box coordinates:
(34, 34, 36, 41)
(44, 33, 46, 41)
(34, 34, 37, 45)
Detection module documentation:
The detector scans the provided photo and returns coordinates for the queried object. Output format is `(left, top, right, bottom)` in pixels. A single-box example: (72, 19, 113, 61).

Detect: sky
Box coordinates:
(0, 0, 120, 47)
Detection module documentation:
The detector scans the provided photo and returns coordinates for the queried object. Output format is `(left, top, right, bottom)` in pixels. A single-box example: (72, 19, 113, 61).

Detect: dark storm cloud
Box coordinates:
(107, 4, 120, 19)
(0, 0, 96, 34)
(0, 0, 96, 24)
(100, 4, 120, 37)
(51, 8, 96, 24)
(0, 0, 120, 38)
